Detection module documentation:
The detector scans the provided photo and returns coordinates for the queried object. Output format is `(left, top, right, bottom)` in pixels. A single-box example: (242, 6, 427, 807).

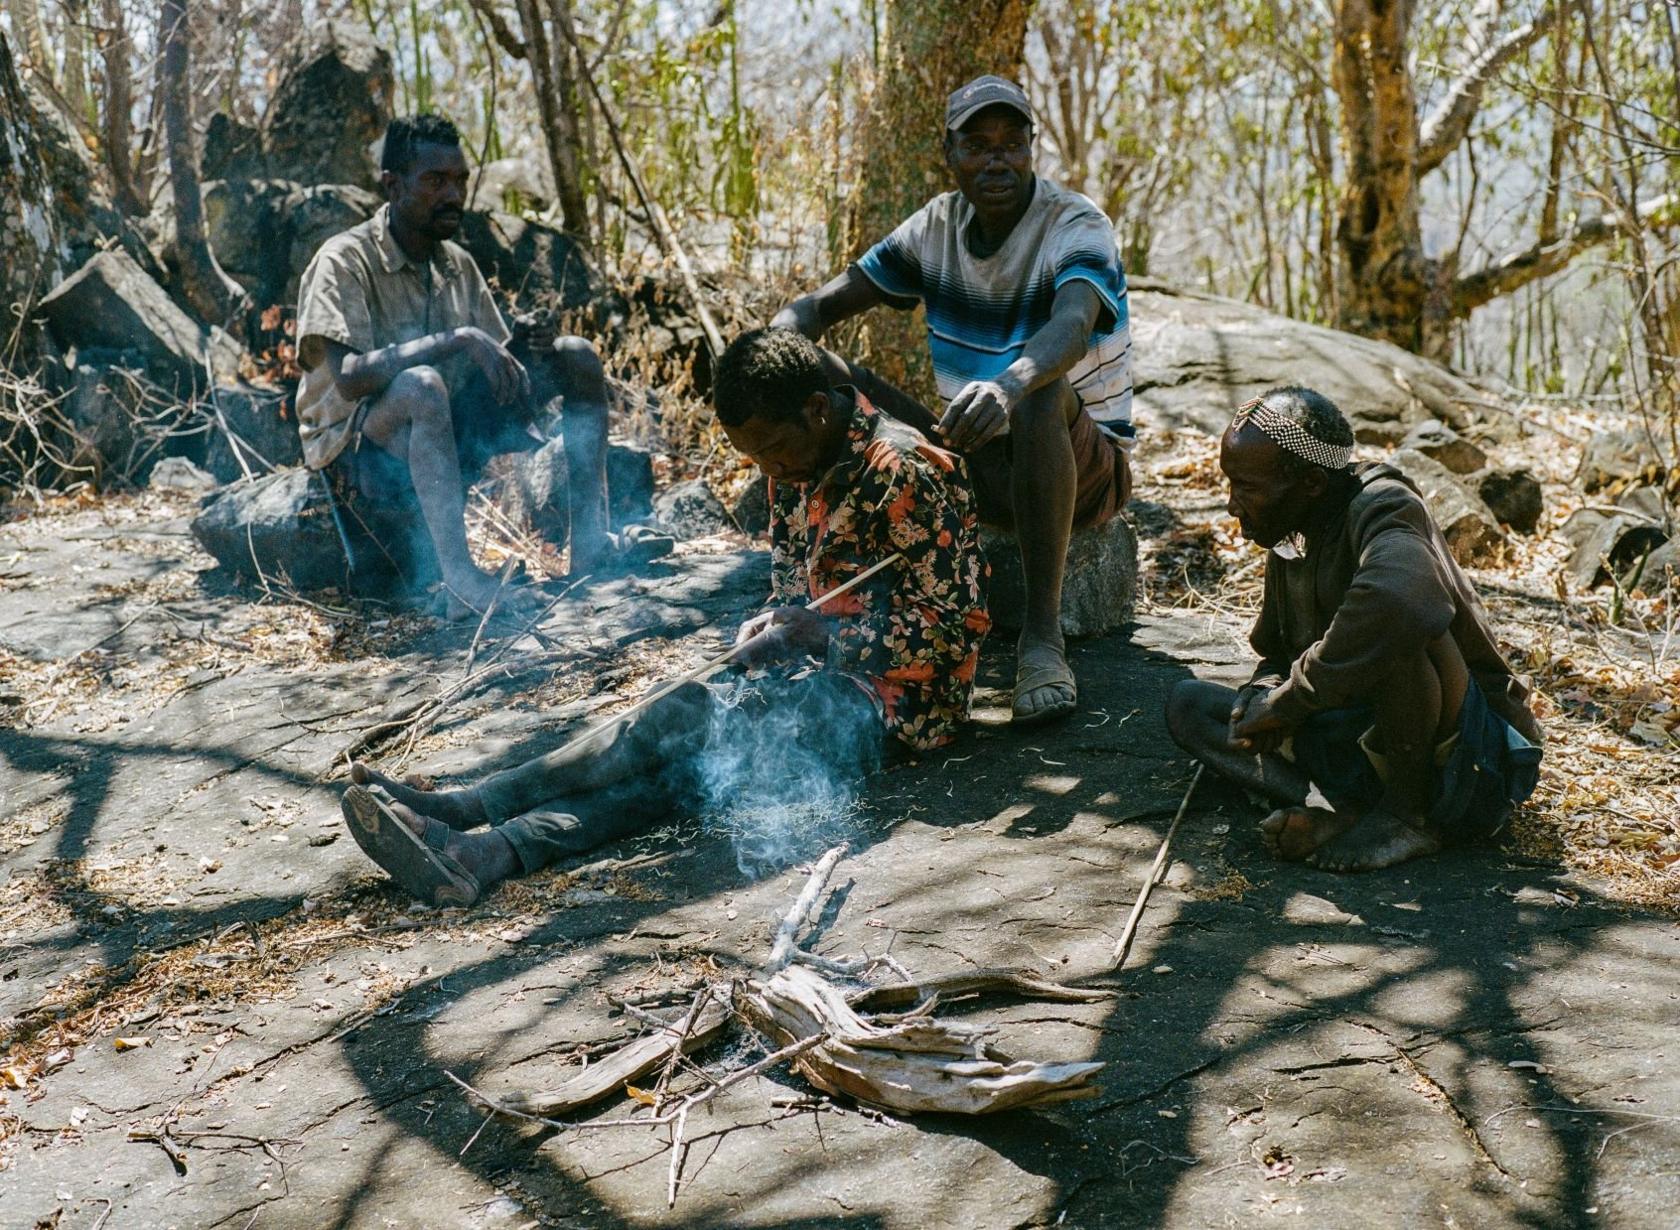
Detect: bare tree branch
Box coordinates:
(1452, 193, 1677, 315)
(1418, 4, 1556, 176)
(465, 0, 527, 60)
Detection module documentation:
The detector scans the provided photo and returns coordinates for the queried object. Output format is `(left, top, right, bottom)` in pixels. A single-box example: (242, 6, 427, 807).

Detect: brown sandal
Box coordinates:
(341, 786, 482, 907)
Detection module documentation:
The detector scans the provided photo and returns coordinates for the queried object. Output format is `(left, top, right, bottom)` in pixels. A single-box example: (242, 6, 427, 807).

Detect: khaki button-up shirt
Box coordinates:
(294, 204, 509, 469)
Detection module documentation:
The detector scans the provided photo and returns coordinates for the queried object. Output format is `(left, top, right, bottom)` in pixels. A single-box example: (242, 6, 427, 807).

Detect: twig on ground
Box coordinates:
(766, 844, 849, 975)
(1109, 763, 1205, 973)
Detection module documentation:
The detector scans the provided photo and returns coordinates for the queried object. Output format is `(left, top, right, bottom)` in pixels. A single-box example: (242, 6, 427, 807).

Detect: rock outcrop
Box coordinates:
(982, 515, 1139, 638)
(1130, 280, 1494, 444)
(262, 24, 393, 192)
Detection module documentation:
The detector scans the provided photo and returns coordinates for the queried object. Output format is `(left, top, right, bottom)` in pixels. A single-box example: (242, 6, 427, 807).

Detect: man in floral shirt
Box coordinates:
(338, 328, 990, 906)
(754, 337, 992, 749)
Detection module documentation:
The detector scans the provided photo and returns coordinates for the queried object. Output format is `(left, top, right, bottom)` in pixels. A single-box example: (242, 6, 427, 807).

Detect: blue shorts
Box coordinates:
(1287, 678, 1542, 844)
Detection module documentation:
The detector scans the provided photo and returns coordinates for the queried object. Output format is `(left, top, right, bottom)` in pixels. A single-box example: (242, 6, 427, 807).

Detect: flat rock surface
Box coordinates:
(3, 494, 1676, 1228)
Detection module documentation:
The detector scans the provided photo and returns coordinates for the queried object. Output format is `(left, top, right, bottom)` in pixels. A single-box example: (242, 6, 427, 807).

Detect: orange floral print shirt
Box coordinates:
(768, 391, 991, 750)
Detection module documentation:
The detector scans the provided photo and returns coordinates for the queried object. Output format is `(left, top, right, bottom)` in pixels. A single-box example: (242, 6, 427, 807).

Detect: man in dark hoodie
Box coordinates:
(1165, 387, 1543, 872)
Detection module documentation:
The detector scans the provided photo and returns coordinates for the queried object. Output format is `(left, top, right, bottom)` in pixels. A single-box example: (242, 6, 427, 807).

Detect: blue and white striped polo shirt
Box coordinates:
(853, 177, 1134, 447)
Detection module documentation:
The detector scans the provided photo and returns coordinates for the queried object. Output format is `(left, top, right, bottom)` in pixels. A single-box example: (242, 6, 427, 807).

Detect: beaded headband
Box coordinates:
(1231, 396, 1353, 470)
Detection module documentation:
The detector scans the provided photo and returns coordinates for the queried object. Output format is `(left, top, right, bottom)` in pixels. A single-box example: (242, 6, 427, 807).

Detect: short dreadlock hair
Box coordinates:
(712, 327, 829, 427)
(381, 113, 462, 176)
(1247, 385, 1355, 476)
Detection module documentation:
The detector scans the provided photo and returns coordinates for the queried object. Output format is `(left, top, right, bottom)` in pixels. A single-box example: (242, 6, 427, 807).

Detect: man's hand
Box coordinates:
(1230, 687, 1291, 754)
(732, 606, 832, 667)
(937, 377, 1019, 451)
(457, 327, 531, 405)
(769, 298, 823, 340)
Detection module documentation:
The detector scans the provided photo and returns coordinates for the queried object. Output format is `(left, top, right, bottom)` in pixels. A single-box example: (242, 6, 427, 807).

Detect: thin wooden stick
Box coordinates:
(548, 553, 903, 760)
(1108, 763, 1205, 972)
(765, 843, 849, 974)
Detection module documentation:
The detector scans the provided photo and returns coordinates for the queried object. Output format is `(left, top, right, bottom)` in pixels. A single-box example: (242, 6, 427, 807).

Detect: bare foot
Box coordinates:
(1306, 808, 1441, 873)
(1259, 805, 1354, 861)
(382, 796, 518, 887)
(350, 761, 487, 830)
(438, 569, 539, 623)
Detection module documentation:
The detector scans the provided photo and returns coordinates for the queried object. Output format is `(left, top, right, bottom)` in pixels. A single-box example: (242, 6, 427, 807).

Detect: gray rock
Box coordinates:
(1129, 279, 1492, 445)
(1400, 419, 1488, 475)
(729, 472, 771, 535)
(1390, 448, 1505, 566)
(149, 457, 218, 494)
(37, 250, 246, 390)
(201, 179, 380, 307)
(201, 112, 266, 182)
(513, 439, 657, 540)
(455, 210, 604, 312)
(606, 443, 656, 527)
(56, 364, 145, 486)
(1640, 537, 1679, 589)
(191, 468, 348, 592)
(1560, 507, 1669, 589)
(203, 384, 302, 482)
(982, 514, 1139, 638)
(655, 478, 731, 540)
(1478, 467, 1543, 533)
(1577, 428, 1664, 493)
(262, 24, 393, 191)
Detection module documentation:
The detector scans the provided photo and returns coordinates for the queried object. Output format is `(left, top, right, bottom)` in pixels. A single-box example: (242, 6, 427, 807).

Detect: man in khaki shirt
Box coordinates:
(296, 113, 619, 617)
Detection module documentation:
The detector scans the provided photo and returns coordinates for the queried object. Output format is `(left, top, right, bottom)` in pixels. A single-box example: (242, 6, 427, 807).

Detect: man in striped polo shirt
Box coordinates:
(774, 75, 1132, 724)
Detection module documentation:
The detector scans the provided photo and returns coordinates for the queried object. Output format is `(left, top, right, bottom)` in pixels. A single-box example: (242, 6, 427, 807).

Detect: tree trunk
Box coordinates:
(157, 0, 247, 334)
(512, 0, 592, 242)
(1330, 0, 1440, 354)
(98, 0, 144, 215)
(840, 0, 1035, 396)
(0, 31, 68, 362)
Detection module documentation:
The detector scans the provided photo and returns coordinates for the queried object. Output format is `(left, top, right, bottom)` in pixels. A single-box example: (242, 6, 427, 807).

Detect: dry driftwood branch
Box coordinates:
(765, 842, 849, 974)
(847, 969, 1113, 1012)
(492, 993, 732, 1118)
(733, 962, 1103, 1115)
(732, 843, 1103, 1115)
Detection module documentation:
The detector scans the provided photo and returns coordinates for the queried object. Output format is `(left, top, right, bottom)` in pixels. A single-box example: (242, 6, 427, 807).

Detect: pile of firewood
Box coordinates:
(446, 843, 1108, 1205)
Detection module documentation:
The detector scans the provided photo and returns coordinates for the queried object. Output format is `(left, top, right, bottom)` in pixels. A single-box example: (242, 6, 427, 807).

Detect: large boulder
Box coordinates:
(202, 383, 302, 482)
(1559, 488, 1671, 588)
(982, 514, 1139, 638)
(37, 250, 246, 390)
(191, 468, 349, 592)
(655, 478, 732, 539)
(201, 112, 266, 182)
(455, 210, 605, 312)
(55, 364, 147, 486)
(1400, 418, 1488, 475)
(1390, 449, 1505, 566)
(262, 24, 393, 192)
(1129, 280, 1493, 445)
(202, 179, 380, 306)
(1576, 428, 1666, 493)
(728, 473, 771, 535)
(512, 439, 658, 540)
(1478, 467, 1543, 534)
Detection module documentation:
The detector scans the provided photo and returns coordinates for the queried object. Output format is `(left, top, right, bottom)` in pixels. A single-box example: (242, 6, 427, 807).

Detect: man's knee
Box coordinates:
(1166, 679, 1234, 753)
(1008, 378, 1079, 437)
(552, 335, 605, 388)
(385, 365, 451, 422)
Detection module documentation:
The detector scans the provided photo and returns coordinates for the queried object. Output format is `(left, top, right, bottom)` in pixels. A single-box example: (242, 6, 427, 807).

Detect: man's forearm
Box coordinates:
(334, 329, 468, 401)
(998, 311, 1092, 403)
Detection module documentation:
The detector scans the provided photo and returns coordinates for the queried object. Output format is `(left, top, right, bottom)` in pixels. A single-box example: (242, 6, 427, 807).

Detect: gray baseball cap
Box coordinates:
(945, 75, 1034, 132)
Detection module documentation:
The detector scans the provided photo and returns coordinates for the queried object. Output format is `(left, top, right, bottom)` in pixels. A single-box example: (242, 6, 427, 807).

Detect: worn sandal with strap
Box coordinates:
(341, 785, 482, 908)
(1012, 645, 1079, 725)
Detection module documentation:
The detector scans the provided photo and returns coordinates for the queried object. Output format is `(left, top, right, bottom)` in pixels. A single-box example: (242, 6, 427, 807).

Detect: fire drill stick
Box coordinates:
(551, 552, 905, 757)
(1108, 763, 1205, 973)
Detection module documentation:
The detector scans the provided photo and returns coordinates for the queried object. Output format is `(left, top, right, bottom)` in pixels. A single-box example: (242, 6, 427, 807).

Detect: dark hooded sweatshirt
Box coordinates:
(1247, 462, 1543, 745)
